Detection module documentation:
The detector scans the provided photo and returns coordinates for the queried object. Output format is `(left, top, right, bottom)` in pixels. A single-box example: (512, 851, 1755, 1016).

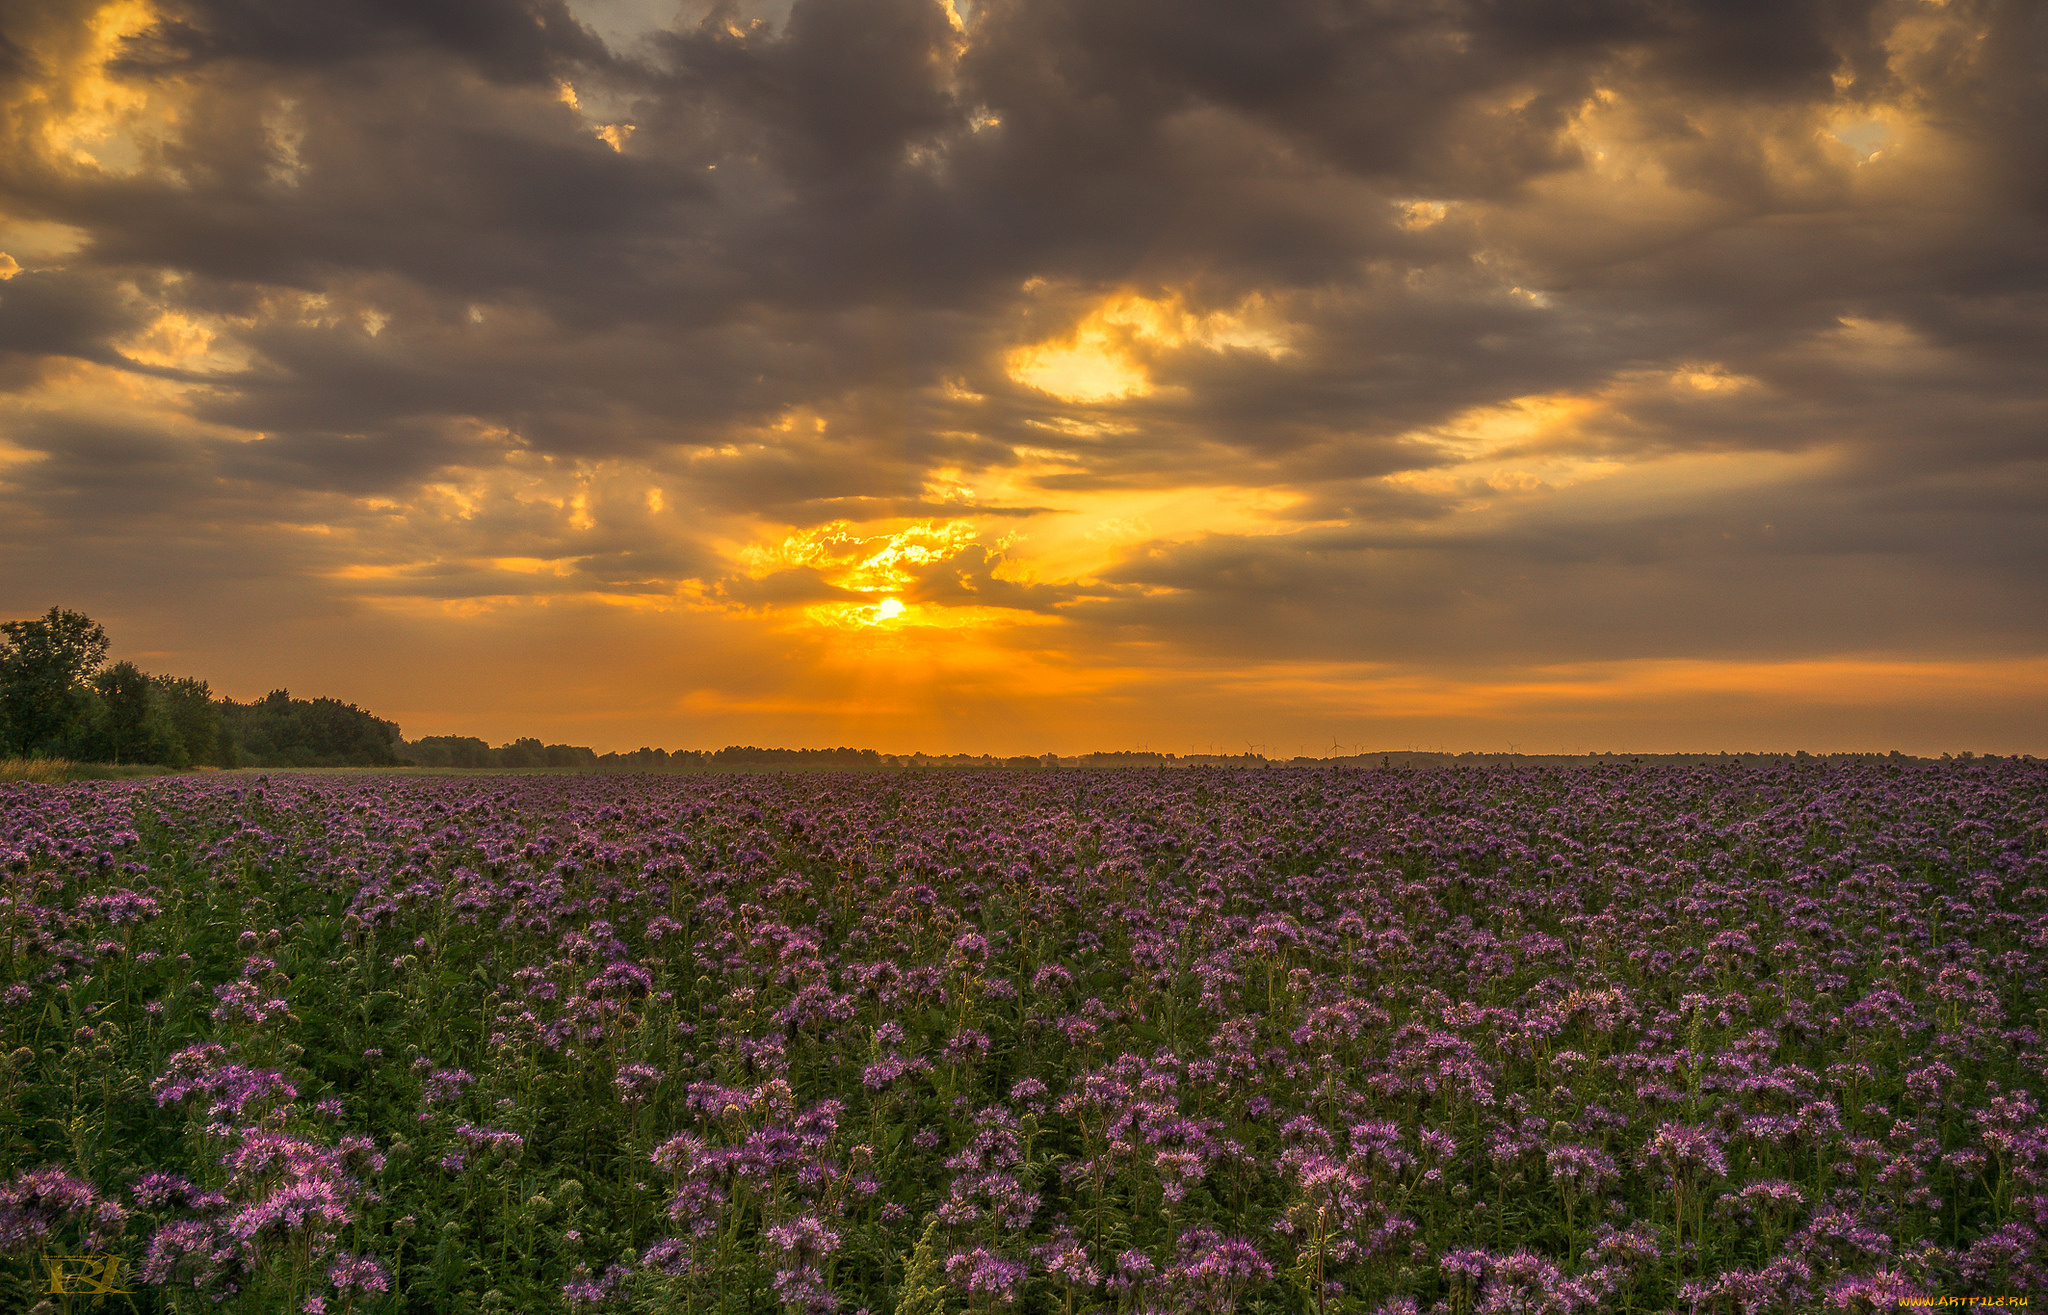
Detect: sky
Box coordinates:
(0, 0, 2043, 757)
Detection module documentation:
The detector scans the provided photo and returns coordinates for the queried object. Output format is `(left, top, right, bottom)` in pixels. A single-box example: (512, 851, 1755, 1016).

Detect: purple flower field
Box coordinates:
(1, 761, 2044, 1312)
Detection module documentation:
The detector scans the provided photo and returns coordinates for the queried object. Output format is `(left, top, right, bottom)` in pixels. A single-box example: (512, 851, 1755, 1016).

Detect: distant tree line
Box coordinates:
(0, 608, 403, 768)
(400, 743, 1078, 772)
(399, 741, 911, 772)
(404, 736, 597, 769)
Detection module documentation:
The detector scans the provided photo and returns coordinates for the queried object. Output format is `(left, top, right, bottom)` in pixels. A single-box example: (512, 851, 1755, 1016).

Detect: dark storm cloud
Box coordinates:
(0, 268, 145, 366)
(65, 74, 706, 301)
(968, 0, 1900, 209)
(121, 0, 613, 82)
(1, 414, 213, 513)
(217, 420, 510, 496)
(659, 0, 961, 175)
(0, 0, 2042, 678)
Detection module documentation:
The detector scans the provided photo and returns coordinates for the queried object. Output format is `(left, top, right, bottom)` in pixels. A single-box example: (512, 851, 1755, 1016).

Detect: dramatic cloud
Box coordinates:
(1, 0, 2042, 753)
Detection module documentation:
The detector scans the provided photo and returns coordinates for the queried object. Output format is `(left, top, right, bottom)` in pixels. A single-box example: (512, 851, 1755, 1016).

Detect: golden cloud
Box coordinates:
(1006, 289, 1293, 403)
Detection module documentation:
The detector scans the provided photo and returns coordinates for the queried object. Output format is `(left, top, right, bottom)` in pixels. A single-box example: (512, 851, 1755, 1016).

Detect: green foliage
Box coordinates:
(153, 675, 225, 767)
(218, 689, 405, 767)
(407, 736, 495, 768)
(0, 606, 109, 756)
(404, 737, 601, 770)
(88, 660, 184, 766)
(493, 738, 597, 770)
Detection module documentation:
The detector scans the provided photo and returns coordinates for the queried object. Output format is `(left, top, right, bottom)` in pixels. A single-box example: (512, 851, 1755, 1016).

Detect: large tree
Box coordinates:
(0, 607, 109, 757)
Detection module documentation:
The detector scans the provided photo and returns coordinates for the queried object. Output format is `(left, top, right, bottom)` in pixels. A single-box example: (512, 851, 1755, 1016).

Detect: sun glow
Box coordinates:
(741, 519, 987, 594)
(1006, 289, 1293, 403)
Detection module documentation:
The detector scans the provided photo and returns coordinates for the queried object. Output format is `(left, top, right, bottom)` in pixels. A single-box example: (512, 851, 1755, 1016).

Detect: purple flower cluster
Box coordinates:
(151, 1043, 299, 1125)
(131, 1118, 388, 1300)
(0, 1165, 128, 1254)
